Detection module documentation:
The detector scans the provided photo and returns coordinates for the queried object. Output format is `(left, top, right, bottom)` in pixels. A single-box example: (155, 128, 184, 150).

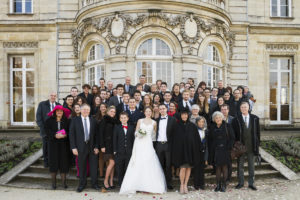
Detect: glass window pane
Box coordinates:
(156, 39, 171, 56)
(13, 71, 22, 87)
(272, 5, 278, 16)
(26, 105, 35, 122)
(270, 58, 277, 70)
(280, 58, 290, 70)
(13, 105, 23, 122)
(25, 56, 34, 68)
(137, 61, 152, 84)
(13, 57, 22, 68)
(280, 5, 288, 17)
(14, 0, 22, 13)
(88, 67, 95, 86)
(88, 46, 95, 61)
(25, 0, 32, 13)
(26, 88, 34, 105)
(137, 39, 152, 56)
(26, 71, 34, 87)
(96, 44, 105, 60)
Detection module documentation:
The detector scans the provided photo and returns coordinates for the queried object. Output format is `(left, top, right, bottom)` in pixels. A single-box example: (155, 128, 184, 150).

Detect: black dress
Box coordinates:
(208, 121, 234, 166)
(172, 120, 201, 168)
(45, 117, 70, 173)
(99, 115, 118, 161)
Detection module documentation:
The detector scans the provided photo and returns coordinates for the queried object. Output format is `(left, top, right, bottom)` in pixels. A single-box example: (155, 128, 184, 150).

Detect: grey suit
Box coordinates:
(108, 95, 122, 107)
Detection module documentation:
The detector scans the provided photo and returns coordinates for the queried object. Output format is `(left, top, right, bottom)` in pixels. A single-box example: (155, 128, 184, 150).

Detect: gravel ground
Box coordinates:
(0, 178, 299, 200)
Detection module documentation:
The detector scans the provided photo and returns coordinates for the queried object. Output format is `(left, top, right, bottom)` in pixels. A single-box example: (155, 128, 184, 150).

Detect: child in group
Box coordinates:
(113, 112, 135, 186)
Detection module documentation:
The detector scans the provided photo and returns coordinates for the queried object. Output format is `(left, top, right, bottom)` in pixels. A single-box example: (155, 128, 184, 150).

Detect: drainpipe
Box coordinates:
(56, 0, 60, 101)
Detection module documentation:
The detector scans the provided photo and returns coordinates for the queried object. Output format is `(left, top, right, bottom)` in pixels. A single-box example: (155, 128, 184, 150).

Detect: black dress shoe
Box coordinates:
(220, 182, 226, 192)
(248, 185, 257, 191)
(77, 186, 84, 193)
(199, 185, 205, 190)
(92, 185, 100, 190)
(235, 184, 244, 189)
(214, 183, 221, 192)
(51, 184, 56, 190)
(194, 186, 200, 190)
(167, 185, 174, 190)
(109, 185, 116, 190)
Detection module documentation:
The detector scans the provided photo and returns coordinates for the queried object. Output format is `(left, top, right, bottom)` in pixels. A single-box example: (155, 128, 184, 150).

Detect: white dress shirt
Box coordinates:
(81, 116, 90, 137)
(157, 115, 168, 142)
(49, 101, 56, 111)
(117, 95, 123, 104)
(183, 100, 191, 111)
(242, 114, 250, 128)
(198, 129, 205, 141)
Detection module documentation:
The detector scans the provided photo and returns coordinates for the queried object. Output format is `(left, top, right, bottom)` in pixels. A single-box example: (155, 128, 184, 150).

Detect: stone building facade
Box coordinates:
(0, 0, 300, 128)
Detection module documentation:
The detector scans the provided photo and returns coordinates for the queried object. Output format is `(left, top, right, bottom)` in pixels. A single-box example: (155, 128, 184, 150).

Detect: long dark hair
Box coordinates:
(95, 102, 107, 121)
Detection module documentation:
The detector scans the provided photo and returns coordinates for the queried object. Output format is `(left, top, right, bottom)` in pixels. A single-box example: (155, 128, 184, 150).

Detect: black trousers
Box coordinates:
(78, 145, 98, 188)
(115, 152, 131, 186)
(155, 143, 172, 186)
(42, 136, 49, 166)
(194, 152, 205, 188)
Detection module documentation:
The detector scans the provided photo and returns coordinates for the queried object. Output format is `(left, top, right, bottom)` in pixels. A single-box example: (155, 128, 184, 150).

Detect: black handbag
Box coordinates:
(225, 121, 246, 159)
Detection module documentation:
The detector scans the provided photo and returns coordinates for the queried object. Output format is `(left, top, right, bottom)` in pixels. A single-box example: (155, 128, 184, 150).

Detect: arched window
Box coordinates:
(136, 38, 173, 87)
(203, 45, 223, 88)
(85, 44, 105, 86)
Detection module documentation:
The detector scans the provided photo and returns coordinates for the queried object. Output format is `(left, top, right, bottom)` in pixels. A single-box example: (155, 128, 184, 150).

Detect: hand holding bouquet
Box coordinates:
(136, 129, 147, 138)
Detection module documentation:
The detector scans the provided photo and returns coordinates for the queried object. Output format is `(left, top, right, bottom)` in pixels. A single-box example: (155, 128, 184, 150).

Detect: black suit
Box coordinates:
(78, 92, 94, 107)
(113, 124, 135, 185)
(142, 84, 151, 93)
(69, 116, 99, 188)
(178, 100, 191, 113)
(155, 116, 177, 186)
(116, 103, 129, 119)
(126, 109, 145, 128)
(36, 100, 60, 166)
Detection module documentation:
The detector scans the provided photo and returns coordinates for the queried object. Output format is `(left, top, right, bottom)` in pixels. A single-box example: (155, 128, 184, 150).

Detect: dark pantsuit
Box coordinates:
(155, 143, 172, 185)
(194, 152, 205, 188)
(116, 153, 131, 186)
(237, 152, 255, 186)
(78, 143, 99, 187)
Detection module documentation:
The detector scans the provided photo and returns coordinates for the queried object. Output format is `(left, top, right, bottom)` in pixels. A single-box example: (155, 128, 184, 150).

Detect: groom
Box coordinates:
(155, 104, 177, 189)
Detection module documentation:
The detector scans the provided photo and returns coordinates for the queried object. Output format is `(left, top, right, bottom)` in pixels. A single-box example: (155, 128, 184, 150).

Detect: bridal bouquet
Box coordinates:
(136, 129, 147, 138)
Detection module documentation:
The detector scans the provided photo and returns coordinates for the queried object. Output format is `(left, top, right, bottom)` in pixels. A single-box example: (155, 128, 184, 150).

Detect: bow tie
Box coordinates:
(122, 125, 128, 129)
(160, 117, 167, 120)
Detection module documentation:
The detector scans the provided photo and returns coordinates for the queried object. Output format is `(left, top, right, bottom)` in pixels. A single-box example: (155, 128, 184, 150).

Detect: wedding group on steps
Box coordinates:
(36, 75, 260, 195)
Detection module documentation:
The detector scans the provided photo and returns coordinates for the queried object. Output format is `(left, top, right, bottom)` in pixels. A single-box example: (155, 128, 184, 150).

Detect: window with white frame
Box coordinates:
(271, 0, 292, 17)
(85, 44, 105, 86)
(136, 38, 173, 87)
(10, 0, 33, 14)
(10, 55, 35, 125)
(203, 45, 223, 88)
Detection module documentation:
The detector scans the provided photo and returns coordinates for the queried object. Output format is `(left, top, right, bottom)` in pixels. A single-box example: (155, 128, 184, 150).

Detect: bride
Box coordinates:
(119, 106, 167, 194)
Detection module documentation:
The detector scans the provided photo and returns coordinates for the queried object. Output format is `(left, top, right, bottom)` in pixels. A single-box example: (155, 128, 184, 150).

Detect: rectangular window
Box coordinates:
(11, 0, 33, 14)
(86, 65, 105, 86)
(203, 65, 222, 88)
(271, 0, 291, 17)
(10, 55, 35, 125)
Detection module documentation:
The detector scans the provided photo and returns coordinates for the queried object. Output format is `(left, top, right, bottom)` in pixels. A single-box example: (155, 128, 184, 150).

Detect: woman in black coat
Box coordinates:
(172, 111, 201, 194)
(193, 116, 209, 190)
(45, 105, 71, 190)
(100, 106, 118, 190)
(209, 111, 235, 192)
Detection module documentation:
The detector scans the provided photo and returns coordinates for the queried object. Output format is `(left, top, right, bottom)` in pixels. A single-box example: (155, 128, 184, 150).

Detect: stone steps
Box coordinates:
(4, 156, 282, 190)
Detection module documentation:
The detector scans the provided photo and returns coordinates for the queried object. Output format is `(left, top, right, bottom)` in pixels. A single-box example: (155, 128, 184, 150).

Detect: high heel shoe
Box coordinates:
(180, 185, 184, 194)
(184, 185, 188, 194)
(103, 183, 111, 190)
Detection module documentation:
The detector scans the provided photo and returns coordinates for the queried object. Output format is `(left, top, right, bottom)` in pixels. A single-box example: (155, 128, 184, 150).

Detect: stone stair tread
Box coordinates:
(18, 169, 280, 181)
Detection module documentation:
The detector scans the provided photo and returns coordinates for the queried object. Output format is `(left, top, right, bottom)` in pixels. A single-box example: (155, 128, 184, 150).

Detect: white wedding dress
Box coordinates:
(119, 119, 167, 194)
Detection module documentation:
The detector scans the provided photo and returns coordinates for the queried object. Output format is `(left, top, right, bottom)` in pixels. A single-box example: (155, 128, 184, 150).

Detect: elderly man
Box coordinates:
(124, 76, 134, 96)
(232, 102, 260, 191)
(36, 91, 61, 167)
(69, 104, 100, 192)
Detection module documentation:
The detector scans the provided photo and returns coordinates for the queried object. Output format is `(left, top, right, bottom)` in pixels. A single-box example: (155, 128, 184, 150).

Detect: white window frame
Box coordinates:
(269, 57, 292, 124)
(10, 0, 33, 14)
(85, 44, 106, 86)
(10, 56, 35, 126)
(270, 0, 292, 17)
(135, 38, 174, 87)
(203, 45, 223, 88)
